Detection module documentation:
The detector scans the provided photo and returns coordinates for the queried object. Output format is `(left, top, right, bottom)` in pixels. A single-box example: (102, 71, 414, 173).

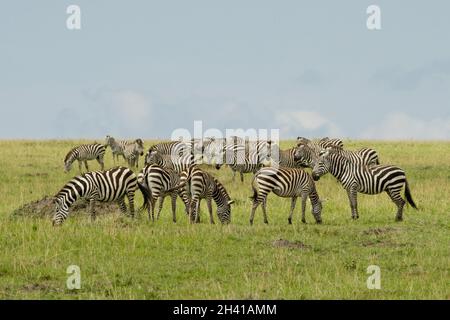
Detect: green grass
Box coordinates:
(0, 140, 449, 299)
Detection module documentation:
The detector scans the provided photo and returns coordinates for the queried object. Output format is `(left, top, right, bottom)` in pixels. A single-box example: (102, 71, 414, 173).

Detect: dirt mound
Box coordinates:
(12, 196, 121, 218)
(272, 239, 310, 250)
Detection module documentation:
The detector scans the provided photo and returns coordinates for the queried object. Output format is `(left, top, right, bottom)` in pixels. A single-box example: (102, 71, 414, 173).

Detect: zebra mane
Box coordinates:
(64, 147, 77, 162)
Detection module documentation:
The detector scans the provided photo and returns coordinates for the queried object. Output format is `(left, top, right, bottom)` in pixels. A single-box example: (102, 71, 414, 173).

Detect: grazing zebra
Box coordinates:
(294, 144, 379, 168)
(138, 164, 189, 222)
(123, 138, 145, 168)
(172, 166, 234, 224)
(145, 141, 192, 159)
(312, 148, 417, 221)
(64, 143, 105, 173)
(52, 166, 139, 226)
(249, 167, 322, 225)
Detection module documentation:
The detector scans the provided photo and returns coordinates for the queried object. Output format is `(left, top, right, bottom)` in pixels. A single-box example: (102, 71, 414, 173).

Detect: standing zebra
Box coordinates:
(171, 166, 234, 224)
(105, 136, 144, 166)
(53, 166, 139, 226)
(249, 167, 322, 225)
(145, 149, 199, 173)
(64, 143, 105, 173)
(216, 139, 273, 182)
(266, 146, 306, 168)
(123, 138, 145, 168)
(294, 144, 379, 168)
(312, 148, 417, 221)
(138, 164, 189, 222)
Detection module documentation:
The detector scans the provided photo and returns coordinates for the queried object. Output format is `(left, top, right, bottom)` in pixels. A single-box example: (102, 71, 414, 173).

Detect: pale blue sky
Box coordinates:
(1, 1, 449, 139)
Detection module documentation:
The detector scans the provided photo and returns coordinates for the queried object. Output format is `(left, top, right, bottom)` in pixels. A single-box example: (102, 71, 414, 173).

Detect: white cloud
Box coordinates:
(275, 110, 343, 138)
(361, 113, 450, 140)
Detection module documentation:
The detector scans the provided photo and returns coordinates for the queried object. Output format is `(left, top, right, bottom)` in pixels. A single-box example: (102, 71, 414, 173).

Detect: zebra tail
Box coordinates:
(138, 181, 152, 211)
(404, 179, 418, 209)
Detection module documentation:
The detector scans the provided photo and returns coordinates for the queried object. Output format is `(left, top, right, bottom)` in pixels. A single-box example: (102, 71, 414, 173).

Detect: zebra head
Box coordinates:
(52, 196, 69, 226)
(63, 151, 75, 173)
(294, 144, 315, 168)
(145, 149, 159, 165)
(134, 139, 145, 156)
(217, 199, 234, 224)
(312, 148, 332, 181)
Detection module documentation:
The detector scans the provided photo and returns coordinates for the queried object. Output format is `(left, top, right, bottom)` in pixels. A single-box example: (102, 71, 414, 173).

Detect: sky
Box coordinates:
(1, 0, 449, 140)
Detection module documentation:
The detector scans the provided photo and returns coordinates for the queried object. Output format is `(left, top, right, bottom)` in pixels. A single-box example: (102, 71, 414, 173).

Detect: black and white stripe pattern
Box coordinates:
(294, 144, 379, 168)
(297, 136, 344, 149)
(144, 149, 199, 173)
(249, 167, 322, 225)
(178, 166, 234, 224)
(53, 166, 138, 226)
(123, 138, 145, 168)
(138, 164, 189, 222)
(64, 143, 105, 173)
(312, 148, 417, 221)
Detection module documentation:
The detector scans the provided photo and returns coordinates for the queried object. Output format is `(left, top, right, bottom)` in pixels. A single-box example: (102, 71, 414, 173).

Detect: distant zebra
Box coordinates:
(123, 138, 145, 168)
(53, 166, 139, 226)
(312, 148, 417, 221)
(105, 136, 144, 166)
(138, 164, 189, 222)
(297, 136, 344, 149)
(64, 143, 105, 173)
(215, 139, 273, 182)
(145, 149, 199, 173)
(266, 146, 305, 168)
(294, 144, 379, 168)
(172, 166, 234, 224)
(249, 167, 322, 225)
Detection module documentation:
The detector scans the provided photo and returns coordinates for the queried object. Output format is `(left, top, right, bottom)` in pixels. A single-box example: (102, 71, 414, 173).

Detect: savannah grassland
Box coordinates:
(0, 140, 448, 300)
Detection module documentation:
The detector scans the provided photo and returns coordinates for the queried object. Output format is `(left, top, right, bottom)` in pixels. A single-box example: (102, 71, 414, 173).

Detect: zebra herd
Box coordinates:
(53, 135, 417, 226)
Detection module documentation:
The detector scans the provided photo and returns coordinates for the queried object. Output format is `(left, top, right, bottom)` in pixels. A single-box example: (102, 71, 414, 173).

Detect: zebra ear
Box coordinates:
(228, 200, 235, 205)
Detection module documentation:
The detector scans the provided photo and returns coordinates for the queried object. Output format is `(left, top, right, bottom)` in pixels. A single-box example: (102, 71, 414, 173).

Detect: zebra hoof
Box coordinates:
(301, 219, 306, 224)
(249, 220, 253, 225)
(395, 217, 403, 222)
(264, 220, 268, 224)
(288, 219, 292, 225)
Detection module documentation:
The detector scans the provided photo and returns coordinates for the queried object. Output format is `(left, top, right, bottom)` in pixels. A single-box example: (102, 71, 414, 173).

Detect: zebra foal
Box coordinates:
(250, 167, 322, 225)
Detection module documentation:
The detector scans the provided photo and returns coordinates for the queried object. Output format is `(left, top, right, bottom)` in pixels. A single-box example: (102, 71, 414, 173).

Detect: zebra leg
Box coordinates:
(288, 196, 297, 224)
(118, 196, 127, 214)
(127, 191, 135, 218)
(249, 199, 260, 225)
(189, 199, 197, 223)
(240, 171, 244, 183)
(262, 197, 269, 224)
(301, 193, 308, 223)
(156, 196, 165, 220)
(171, 193, 177, 223)
(84, 160, 89, 172)
(97, 156, 104, 171)
(195, 199, 201, 223)
(386, 188, 405, 221)
(207, 198, 214, 224)
(346, 188, 359, 219)
(78, 160, 82, 172)
(89, 198, 96, 221)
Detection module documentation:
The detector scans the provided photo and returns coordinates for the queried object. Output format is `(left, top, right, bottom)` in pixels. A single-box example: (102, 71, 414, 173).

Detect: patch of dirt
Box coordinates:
(362, 227, 398, 236)
(12, 196, 121, 218)
(272, 239, 310, 250)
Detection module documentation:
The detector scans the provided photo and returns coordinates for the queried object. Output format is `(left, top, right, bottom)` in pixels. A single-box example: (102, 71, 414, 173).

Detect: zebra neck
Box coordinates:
(212, 181, 230, 207)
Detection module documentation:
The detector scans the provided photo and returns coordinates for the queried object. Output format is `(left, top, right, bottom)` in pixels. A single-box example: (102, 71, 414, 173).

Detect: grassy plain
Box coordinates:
(0, 140, 448, 299)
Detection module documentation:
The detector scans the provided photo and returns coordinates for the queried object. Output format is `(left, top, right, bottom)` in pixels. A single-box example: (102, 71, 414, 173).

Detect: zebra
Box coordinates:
(144, 149, 200, 173)
(145, 140, 192, 158)
(64, 143, 105, 173)
(172, 166, 234, 224)
(138, 164, 189, 222)
(265, 146, 306, 168)
(312, 148, 417, 221)
(123, 138, 145, 168)
(105, 136, 144, 166)
(249, 167, 322, 225)
(297, 136, 344, 149)
(215, 139, 273, 182)
(294, 144, 379, 168)
(53, 166, 139, 226)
